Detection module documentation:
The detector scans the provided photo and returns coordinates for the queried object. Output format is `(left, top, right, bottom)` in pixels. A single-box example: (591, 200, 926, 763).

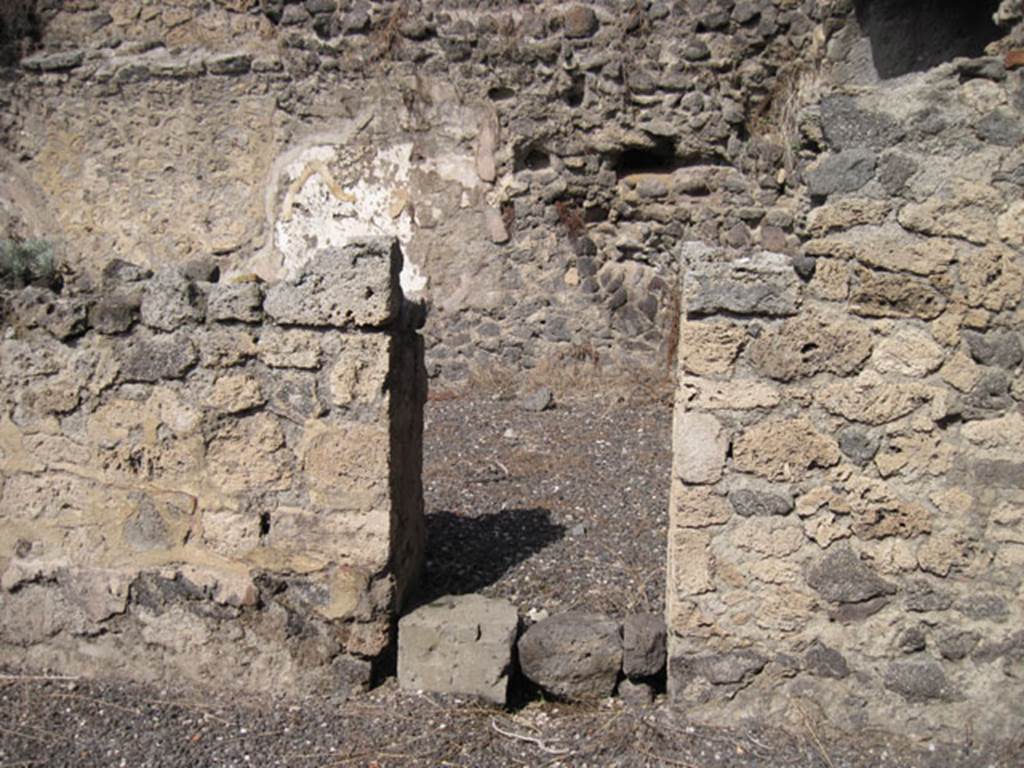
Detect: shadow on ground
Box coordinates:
(415, 507, 565, 606)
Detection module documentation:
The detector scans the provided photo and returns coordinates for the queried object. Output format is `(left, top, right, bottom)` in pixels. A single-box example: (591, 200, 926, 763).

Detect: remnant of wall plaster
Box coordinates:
(275, 143, 423, 294)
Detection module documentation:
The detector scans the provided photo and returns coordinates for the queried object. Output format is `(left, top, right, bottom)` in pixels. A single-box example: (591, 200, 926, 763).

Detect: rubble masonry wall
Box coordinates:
(668, 53, 1024, 740)
(0, 0, 861, 381)
(0, 237, 426, 695)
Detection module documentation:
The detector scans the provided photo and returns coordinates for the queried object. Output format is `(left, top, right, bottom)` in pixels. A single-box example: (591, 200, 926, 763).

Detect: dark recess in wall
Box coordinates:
(854, 0, 1002, 79)
(0, 1, 44, 66)
(564, 75, 585, 108)
(514, 145, 551, 172)
(487, 86, 516, 101)
(612, 137, 683, 178)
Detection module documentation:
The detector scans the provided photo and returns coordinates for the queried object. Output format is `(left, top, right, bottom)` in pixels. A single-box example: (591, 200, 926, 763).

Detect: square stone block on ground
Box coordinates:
(398, 594, 519, 706)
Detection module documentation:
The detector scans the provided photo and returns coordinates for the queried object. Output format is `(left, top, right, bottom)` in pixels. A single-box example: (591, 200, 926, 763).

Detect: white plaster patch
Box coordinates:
(421, 153, 480, 190)
(273, 143, 428, 294)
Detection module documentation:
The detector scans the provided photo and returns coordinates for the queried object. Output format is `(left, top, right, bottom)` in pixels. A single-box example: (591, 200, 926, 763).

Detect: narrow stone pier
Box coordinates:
(0, 237, 425, 695)
(667, 243, 1023, 743)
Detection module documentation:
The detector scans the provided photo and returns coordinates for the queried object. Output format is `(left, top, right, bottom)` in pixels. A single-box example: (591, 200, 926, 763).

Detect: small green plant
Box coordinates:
(0, 237, 58, 289)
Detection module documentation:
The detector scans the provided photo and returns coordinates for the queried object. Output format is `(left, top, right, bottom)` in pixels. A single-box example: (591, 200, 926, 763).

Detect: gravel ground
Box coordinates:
(1, 671, 1014, 768)
(418, 392, 671, 619)
(2, 393, 1021, 767)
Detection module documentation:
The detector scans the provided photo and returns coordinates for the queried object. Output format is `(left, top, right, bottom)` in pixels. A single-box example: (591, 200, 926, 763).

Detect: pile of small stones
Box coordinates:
(397, 593, 666, 707)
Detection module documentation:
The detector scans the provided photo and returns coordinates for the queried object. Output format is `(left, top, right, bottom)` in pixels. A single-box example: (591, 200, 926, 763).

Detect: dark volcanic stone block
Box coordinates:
(684, 252, 800, 318)
(622, 613, 667, 679)
(518, 612, 622, 700)
(806, 547, 896, 604)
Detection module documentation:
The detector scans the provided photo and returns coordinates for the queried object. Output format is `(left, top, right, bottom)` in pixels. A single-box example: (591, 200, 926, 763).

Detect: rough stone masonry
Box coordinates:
(0, 0, 975, 383)
(2, 1, 1022, 385)
(0, 237, 426, 695)
(1, 0, 1023, 749)
(669, 126, 1024, 743)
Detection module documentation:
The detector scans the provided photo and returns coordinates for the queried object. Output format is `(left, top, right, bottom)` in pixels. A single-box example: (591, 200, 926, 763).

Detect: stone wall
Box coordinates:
(666, 42, 1024, 743)
(1, 0, 1023, 739)
(0, 0, 851, 381)
(0, 236, 426, 695)
(5, 2, 1018, 383)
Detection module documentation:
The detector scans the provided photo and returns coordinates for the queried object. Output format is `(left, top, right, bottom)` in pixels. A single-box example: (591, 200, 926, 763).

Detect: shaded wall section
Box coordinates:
(0, 237, 426, 695)
(853, 0, 1002, 78)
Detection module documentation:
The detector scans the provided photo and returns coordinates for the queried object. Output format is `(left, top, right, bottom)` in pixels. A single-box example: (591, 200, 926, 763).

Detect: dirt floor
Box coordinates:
(2, 669, 1011, 768)
(419, 390, 670, 619)
(1, 392, 1021, 767)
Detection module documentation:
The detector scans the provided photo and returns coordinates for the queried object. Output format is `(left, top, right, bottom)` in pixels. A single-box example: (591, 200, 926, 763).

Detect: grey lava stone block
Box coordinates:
(622, 613, 666, 679)
(684, 251, 800, 318)
(140, 267, 204, 331)
(207, 282, 264, 323)
(806, 547, 896, 604)
(263, 238, 400, 329)
(619, 678, 656, 707)
(398, 594, 519, 706)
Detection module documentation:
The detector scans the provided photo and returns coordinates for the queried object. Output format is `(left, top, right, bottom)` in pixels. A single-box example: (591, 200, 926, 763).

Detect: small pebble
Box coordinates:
(519, 386, 555, 412)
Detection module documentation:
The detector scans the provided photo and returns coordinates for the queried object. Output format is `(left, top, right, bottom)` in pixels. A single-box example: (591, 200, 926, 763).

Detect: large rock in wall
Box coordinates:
(667, 45, 1024, 742)
(0, 237, 426, 695)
